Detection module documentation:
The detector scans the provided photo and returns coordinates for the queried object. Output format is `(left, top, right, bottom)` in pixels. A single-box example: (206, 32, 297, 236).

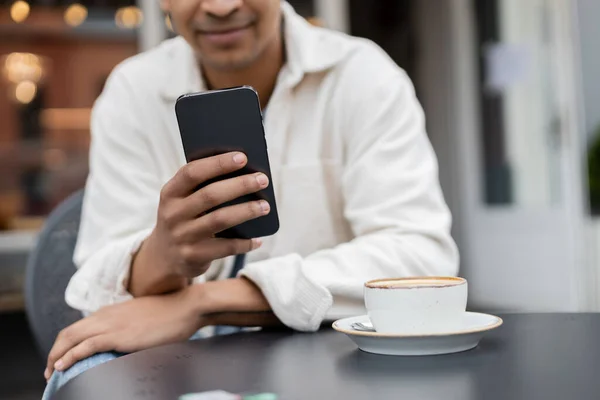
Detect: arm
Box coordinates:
(192, 278, 284, 328)
(239, 61, 459, 331)
(66, 67, 163, 312)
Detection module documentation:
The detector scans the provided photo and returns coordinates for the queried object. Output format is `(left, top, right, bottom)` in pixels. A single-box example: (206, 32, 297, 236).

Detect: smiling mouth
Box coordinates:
(199, 25, 250, 35)
(197, 21, 254, 36)
(195, 24, 253, 47)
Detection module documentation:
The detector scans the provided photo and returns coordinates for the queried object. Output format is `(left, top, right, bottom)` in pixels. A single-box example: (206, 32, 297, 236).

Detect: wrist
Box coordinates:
(188, 282, 216, 316)
(129, 231, 187, 297)
(189, 278, 271, 316)
(186, 279, 279, 329)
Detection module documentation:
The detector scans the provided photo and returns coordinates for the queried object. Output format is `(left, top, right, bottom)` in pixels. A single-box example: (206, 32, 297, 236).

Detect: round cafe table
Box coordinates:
(54, 314, 600, 400)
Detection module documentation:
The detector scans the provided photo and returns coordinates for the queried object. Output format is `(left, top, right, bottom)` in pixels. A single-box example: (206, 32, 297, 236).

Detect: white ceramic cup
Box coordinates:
(364, 277, 468, 334)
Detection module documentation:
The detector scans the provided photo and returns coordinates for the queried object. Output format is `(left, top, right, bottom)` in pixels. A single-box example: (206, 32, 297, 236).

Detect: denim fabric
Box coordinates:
(42, 351, 122, 400)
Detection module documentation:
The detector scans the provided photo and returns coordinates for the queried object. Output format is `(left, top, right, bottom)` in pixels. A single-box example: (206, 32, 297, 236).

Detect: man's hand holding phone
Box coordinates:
(129, 151, 270, 297)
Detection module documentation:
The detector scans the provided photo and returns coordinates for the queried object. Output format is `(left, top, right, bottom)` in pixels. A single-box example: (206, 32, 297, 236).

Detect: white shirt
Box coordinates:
(66, 3, 459, 331)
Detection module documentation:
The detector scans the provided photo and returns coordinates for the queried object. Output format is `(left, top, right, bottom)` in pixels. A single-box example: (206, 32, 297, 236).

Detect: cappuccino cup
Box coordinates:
(364, 277, 467, 334)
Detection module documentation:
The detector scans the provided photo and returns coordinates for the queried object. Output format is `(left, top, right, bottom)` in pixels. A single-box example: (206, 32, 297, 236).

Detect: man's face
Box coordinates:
(162, 0, 281, 71)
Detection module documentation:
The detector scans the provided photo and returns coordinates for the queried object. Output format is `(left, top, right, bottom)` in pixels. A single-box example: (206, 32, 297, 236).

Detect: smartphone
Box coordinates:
(175, 86, 279, 239)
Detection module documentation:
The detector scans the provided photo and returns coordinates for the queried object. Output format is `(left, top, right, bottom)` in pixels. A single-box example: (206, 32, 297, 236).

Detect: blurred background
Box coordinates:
(0, 0, 599, 398)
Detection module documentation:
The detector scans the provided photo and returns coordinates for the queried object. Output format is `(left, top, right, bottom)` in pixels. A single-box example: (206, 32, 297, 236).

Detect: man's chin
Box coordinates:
(198, 51, 258, 72)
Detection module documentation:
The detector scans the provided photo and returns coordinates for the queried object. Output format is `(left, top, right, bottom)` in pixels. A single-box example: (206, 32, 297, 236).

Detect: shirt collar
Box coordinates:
(160, 1, 347, 101)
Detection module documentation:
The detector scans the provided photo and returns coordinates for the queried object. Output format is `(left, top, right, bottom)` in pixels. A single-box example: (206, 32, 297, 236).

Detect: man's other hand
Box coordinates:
(44, 277, 278, 381)
(44, 286, 200, 380)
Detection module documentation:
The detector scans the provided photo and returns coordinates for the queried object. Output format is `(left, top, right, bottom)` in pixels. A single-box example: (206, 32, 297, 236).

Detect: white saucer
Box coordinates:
(332, 312, 502, 356)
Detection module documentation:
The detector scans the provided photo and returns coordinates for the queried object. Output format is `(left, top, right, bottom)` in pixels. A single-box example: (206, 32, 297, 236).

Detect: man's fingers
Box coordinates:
(205, 199, 270, 235)
(178, 238, 262, 274)
(177, 199, 271, 241)
(206, 237, 263, 261)
(53, 335, 115, 373)
(45, 318, 104, 380)
(184, 172, 269, 217)
(162, 152, 247, 198)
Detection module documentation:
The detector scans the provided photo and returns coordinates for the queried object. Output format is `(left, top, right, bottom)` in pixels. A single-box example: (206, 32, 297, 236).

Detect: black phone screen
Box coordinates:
(175, 86, 279, 239)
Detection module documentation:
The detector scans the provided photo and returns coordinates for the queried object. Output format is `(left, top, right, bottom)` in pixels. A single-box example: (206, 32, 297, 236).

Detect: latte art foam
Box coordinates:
(366, 277, 465, 289)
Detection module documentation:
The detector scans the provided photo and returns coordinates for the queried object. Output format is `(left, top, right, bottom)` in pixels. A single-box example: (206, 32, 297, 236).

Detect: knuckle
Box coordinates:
(192, 247, 210, 266)
(230, 240, 248, 255)
(47, 351, 58, 366)
(209, 211, 227, 232)
(159, 186, 170, 203)
(157, 208, 167, 224)
(243, 175, 257, 191)
(60, 352, 72, 367)
(164, 208, 178, 225)
(181, 163, 195, 183)
(180, 245, 196, 263)
(173, 164, 195, 190)
(159, 204, 180, 228)
(225, 240, 238, 255)
(65, 348, 77, 363)
(241, 239, 253, 254)
(249, 201, 262, 216)
(216, 154, 229, 173)
(171, 225, 187, 244)
(84, 338, 97, 354)
(58, 328, 72, 343)
(157, 208, 171, 227)
(199, 189, 218, 208)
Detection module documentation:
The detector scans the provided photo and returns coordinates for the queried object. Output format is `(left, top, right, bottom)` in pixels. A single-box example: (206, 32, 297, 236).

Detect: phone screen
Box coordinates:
(175, 86, 279, 239)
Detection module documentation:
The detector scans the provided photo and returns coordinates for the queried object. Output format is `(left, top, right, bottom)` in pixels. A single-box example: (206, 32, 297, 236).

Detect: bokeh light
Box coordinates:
(64, 4, 88, 27)
(115, 6, 143, 29)
(2, 52, 44, 84)
(10, 1, 30, 23)
(14, 80, 37, 104)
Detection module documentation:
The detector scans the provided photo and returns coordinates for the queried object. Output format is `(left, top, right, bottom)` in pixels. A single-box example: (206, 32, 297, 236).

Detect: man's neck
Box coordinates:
(201, 33, 284, 110)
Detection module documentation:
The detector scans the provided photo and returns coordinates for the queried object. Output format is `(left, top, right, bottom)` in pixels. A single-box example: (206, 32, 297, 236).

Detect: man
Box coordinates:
(43, 0, 458, 396)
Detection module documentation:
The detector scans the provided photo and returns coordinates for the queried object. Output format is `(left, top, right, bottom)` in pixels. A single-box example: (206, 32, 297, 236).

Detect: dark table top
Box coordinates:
(55, 313, 600, 400)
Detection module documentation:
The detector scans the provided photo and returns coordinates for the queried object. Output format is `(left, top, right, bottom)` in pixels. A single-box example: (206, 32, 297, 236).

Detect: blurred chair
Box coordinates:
(25, 189, 84, 357)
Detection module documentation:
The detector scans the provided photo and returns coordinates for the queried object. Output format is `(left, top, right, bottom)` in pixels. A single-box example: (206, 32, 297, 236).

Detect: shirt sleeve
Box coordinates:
(65, 67, 160, 313)
(240, 68, 459, 332)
